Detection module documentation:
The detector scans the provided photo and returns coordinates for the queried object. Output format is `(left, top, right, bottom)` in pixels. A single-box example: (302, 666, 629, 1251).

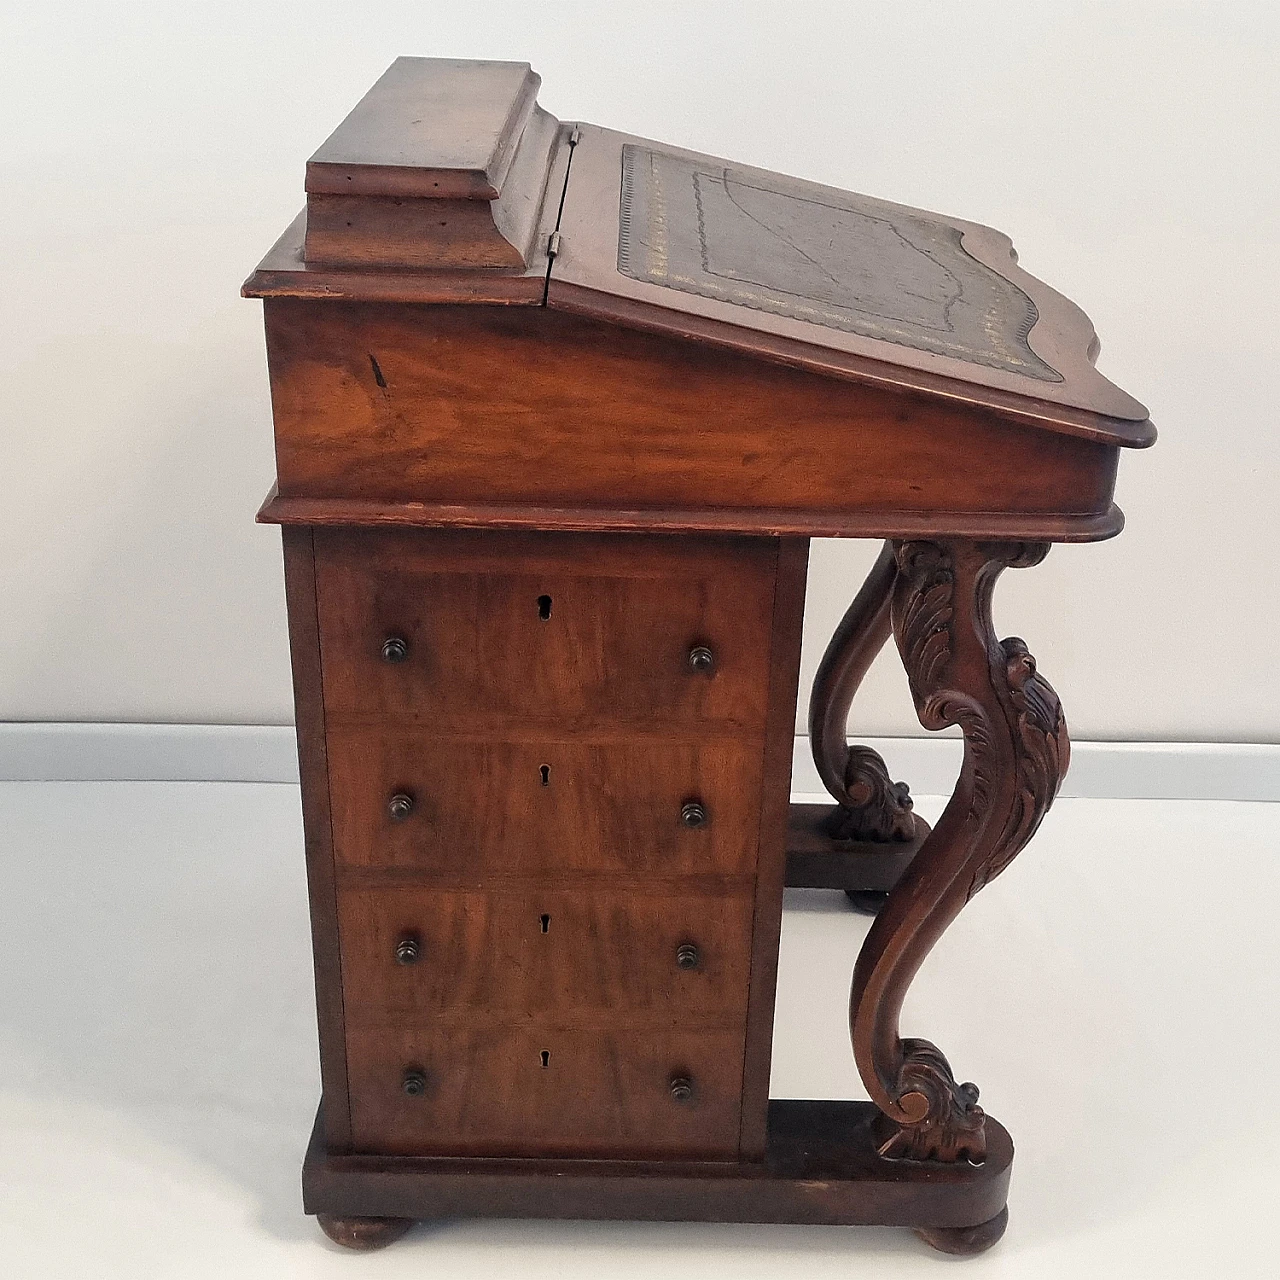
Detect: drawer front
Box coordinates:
(314, 528, 777, 731)
(327, 728, 763, 876)
(345, 1023, 745, 1158)
(338, 886, 755, 1022)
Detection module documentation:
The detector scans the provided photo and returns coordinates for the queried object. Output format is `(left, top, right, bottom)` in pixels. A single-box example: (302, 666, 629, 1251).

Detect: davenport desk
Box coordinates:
(243, 58, 1153, 1257)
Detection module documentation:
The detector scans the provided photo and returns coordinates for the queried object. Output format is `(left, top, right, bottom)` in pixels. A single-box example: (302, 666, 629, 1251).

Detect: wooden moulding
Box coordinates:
(302, 58, 562, 271)
(302, 1099, 1012, 1230)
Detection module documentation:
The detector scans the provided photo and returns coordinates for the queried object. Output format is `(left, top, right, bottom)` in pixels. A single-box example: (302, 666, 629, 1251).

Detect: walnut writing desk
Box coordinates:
(244, 58, 1153, 1257)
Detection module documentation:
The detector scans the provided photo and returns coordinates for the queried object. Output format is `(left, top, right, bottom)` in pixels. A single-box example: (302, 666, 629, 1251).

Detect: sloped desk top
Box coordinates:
(245, 56, 1153, 541)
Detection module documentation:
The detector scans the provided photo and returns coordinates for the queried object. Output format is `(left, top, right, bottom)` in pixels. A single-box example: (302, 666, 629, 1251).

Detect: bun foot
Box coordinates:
(317, 1213, 414, 1250)
(914, 1205, 1008, 1256)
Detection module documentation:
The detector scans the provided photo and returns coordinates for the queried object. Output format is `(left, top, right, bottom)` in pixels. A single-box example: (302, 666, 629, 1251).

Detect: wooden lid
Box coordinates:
(305, 57, 540, 200)
(549, 127, 1153, 446)
(299, 57, 564, 273)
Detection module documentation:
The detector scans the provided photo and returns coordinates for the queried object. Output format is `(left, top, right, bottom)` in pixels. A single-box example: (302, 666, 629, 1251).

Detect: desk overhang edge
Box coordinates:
(545, 279, 1155, 451)
(255, 486, 1127, 544)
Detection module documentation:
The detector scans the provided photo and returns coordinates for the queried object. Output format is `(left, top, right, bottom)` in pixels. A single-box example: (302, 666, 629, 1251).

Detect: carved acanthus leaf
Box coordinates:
(851, 539, 1071, 1166)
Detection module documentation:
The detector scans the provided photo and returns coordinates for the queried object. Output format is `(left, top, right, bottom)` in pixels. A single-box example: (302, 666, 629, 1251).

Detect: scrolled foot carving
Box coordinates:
(822, 745, 916, 843)
(873, 1038, 985, 1163)
(850, 538, 1071, 1164)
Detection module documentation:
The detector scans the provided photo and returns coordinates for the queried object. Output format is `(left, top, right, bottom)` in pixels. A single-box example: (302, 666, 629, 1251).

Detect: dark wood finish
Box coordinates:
(784, 803, 928, 891)
(916, 1206, 1010, 1257)
(850, 540, 1070, 1163)
(739, 538, 808, 1158)
(336, 886, 755, 1020)
(259, 484, 1128, 543)
(307, 59, 541, 199)
(303, 59, 562, 271)
(345, 1024, 747, 1158)
(312, 528, 776, 731)
(325, 729, 763, 877)
(809, 539, 918, 842)
(280, 527, 352, 1150)
(247, 56, 1151, 1254)
(316, 1213, 412, 1250)
(260, 301, 1125, 541)
(303, 1100, 1012, 1230)
(553, 124, 1152, 445)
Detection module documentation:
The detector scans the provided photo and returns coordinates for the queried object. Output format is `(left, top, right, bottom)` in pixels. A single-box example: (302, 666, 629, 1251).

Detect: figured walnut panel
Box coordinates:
(264, 301, 1121, 522)
(337, 887, 754, 1024)
(345, 1023, 746, 1158)
(313, 528, 776, 732)
(326, 728, 762, 877)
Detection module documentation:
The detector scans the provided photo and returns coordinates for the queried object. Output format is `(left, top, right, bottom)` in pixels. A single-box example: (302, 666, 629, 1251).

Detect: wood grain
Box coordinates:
(263, 302, 1123, 528)
(345, 1023, 747, 1159)
(313, 528, 776, 731)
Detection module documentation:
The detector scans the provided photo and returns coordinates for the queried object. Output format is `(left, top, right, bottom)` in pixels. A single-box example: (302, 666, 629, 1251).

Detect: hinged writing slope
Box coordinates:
(303, 57, 562, 270)
(551, 125, 1154, 445)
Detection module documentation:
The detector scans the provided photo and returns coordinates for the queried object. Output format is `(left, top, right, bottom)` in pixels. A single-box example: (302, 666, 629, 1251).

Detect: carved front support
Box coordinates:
(809, 541, 917, 841)
(850, 539, 1070, 1162)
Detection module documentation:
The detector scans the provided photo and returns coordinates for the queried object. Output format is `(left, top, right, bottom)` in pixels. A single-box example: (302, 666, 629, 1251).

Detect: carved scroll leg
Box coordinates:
(850, 539, 1070, 1165)
(809, 540, 917, 842)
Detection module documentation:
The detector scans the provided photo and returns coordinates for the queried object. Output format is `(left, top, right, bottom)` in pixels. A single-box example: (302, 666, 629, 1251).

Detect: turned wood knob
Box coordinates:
(387, 792, 414, 821)
(381, 636, 409, 663)
(675, 942, 700, 970)
(669, 1075, 695, 1103)
(687, 644, 715, 673)
(394, 937, 420, 965)
(401, 1068, 428, 1097)
(680, 800, 707, 828)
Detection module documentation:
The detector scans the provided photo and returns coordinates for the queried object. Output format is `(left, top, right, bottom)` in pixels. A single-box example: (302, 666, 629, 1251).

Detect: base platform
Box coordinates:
(303, 1099, 1011, 1246)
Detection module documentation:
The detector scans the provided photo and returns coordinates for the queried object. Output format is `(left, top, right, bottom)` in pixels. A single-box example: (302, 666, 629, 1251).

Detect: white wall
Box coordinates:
(3, 2, 1277, 741)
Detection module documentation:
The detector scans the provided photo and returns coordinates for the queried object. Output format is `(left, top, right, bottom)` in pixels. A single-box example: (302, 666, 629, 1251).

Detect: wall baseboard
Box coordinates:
(0, 722, 1275, 802)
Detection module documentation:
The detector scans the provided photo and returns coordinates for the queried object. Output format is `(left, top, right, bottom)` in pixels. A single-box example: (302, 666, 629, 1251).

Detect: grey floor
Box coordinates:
(1, 781, 1276, 1278)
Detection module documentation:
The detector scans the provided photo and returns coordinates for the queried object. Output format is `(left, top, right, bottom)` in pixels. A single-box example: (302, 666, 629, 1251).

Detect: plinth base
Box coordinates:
(303, 1099, 1012, 1254)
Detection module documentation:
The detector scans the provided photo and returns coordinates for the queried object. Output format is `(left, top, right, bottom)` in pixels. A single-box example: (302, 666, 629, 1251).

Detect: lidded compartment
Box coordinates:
(302, 57, 564, 271)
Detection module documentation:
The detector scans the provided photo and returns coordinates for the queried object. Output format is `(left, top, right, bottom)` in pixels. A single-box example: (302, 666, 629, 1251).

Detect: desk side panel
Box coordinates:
(262, 301, 1119, 536)
(281, 527, 352, 1149)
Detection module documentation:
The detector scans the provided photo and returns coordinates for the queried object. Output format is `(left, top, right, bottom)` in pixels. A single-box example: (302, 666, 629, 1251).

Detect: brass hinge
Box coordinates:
(547, 231, 563, 259)
(569, 125, 582, 146)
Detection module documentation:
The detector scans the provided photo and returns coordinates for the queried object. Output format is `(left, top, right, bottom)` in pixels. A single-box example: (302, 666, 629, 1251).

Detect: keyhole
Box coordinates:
(540, 1050, 550, 1068)
(539, 913, 550, 933)
(537, 594, 552, 621)
(540, 764, 550, 786)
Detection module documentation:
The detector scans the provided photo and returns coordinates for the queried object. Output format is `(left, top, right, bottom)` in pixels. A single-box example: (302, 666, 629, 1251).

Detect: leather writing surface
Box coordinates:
(618, 145, 1061, 382)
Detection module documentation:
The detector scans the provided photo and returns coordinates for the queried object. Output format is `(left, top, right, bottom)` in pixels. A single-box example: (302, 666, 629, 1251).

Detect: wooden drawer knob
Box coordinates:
(680, 800, 708, 828)
(687, 644, 715, 673)
(675, 942, 700, 970)
(401, 1068, 428, 1097)
(387, 792, 415, 821)
(381, 636, 409, 663)
(394, 936, 421, 965)
(669, 1075, 695, 1104)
